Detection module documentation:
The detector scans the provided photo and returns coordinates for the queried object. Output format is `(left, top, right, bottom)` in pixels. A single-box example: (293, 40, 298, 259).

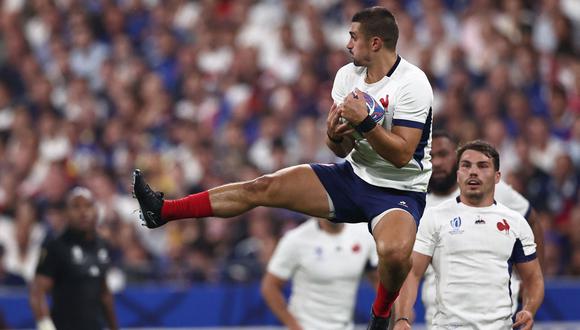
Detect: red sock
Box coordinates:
(161, 191, 214, 221)
(372, 282, 399, 318)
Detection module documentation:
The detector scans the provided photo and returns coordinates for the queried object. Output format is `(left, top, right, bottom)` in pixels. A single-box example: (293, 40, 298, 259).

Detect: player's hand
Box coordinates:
(341, 88, 369, 125)
(513, 310, 534, 329)
(326, 103, 354, 140)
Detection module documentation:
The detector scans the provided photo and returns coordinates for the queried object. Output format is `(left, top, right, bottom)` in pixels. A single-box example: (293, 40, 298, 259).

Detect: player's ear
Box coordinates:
(495, 171, 501, 184)
(371, 36, 382, 51)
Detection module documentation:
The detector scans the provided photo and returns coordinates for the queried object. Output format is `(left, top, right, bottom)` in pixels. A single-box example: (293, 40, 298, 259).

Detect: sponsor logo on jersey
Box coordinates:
(398, 200, 408, 208)
(352, 243, 361, 253)
(449, 216, 463, 234)
(475, 216, 486, 225)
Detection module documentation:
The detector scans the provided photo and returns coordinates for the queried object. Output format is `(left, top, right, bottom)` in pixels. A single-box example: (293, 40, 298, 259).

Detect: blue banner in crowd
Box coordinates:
(1, 280, 579, 328)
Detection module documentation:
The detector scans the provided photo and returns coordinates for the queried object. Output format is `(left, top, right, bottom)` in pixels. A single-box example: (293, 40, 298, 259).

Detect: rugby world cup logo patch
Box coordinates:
(449, 216, 463, 234)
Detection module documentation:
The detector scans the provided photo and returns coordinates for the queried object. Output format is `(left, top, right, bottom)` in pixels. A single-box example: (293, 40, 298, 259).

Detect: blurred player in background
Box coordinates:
(394, 141, 544, 330)
(261, 219, 378, 330)
(29, 188, 118, 330)
(134, 7, 432, 329)
(416, 131, 544, 328)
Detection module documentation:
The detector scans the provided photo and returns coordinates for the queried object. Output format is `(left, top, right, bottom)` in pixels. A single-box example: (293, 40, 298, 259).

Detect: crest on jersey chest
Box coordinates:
(449, 216, 464, 234)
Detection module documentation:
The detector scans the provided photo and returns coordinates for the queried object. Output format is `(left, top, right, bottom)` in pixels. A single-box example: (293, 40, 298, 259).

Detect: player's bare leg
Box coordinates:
(133, 165, 331, 228)
(207, 165, 331, 217)
(367, 210, 417, 329)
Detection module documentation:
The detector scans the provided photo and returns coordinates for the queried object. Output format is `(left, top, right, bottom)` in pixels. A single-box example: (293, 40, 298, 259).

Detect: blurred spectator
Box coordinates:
(0, 244, 26, 286)
(0, 200, 46, 282)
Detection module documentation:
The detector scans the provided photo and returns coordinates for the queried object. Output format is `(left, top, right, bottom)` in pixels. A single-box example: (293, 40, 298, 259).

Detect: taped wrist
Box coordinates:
(355, 115, 377, 134)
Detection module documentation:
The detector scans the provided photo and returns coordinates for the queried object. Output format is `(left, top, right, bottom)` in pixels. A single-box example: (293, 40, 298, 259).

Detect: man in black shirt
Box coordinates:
(29, 187, 118, 330)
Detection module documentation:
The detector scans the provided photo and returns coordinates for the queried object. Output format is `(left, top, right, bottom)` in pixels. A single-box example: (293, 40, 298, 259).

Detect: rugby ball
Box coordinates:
(358, 91, 386, 125)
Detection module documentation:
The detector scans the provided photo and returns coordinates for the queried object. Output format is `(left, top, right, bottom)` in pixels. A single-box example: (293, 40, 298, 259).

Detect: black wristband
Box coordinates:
(355, 115, 377, 134)
(395, 317, 411, 325)
(327, 132, 344, 144)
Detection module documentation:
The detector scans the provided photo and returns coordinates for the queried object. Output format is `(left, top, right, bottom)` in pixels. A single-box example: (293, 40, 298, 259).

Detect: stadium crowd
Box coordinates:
(0, 0, 578, 287)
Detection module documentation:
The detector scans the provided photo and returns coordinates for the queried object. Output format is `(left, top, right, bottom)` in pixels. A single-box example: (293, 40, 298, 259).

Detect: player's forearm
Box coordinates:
(363, 127, 414, 168)
(262, 287, 300, 327)
(521, 273, 545, 316)
(528, 209, 545, 270)
(29, 285, 51, 320)
(394, 271, 420, 322)
(101, 290, 119, 330)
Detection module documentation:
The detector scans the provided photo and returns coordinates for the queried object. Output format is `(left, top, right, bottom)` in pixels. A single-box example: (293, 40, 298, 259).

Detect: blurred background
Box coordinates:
(0, 0, 578, 328)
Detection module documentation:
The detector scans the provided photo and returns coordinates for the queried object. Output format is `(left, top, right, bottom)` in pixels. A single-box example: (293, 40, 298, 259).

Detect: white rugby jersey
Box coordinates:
(421, 181, 532, 327)
(415, 198, 536, 330)
(331, 56, 433, 192)
(267, 219, 378, 330)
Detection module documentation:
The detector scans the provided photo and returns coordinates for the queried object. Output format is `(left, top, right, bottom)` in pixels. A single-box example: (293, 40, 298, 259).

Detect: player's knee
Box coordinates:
(243, 175, 280, 202)
(376, 241, 411, 268)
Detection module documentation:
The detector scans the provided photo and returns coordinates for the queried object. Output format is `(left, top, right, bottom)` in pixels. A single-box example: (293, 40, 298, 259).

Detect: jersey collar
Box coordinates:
(386, 55, 401, 77)
(455, 196, 497, 205)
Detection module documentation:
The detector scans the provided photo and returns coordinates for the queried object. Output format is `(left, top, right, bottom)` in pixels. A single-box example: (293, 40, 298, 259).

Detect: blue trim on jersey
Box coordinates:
(510, 239, 537, 263)
(507, 261, 513, 306)
(392, 119, 424, 129)
(410, 108, 432, 170)
(386, 55, 401, 77)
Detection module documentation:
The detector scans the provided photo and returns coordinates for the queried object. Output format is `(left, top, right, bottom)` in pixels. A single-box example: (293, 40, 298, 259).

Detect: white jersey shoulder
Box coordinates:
(415, 199, 536, 330)
(331, 57, 433, 192)
(267, 219, 376, 330)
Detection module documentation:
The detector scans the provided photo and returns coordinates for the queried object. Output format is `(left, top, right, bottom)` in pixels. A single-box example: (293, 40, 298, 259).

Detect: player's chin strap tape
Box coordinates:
(355, 115, 376, 134)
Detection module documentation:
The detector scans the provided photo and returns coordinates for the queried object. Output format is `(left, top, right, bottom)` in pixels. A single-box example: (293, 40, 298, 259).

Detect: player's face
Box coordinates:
(67, 195, 97, 232)
(429, 137, 458, 194)
(347, 22, 371, 66)
(457, 150, 500, 204)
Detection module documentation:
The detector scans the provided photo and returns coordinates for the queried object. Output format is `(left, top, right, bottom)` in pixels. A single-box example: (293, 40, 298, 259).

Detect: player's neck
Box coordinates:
(318, 220, 344, 235)
(459, 195, 495, 208)
(365, 51, 398, 84)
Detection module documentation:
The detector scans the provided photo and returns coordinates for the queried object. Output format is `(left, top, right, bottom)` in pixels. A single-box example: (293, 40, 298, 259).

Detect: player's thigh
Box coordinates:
(266, 164, 330, 216)
(372, 210, 417, 260)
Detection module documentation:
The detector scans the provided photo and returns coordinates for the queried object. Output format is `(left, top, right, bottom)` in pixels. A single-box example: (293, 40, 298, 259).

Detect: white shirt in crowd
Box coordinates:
(415, 198, 536, 330)
(267, 219, 378, 330)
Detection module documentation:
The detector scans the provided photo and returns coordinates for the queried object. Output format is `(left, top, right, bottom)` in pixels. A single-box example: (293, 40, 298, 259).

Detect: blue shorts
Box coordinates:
(310, 162, 426, 230)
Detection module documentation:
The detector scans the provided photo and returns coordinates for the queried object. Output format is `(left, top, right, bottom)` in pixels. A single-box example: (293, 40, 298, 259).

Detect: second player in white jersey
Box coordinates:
(331, 57, 433, 192)
(415, 198, 536, 329)
(263, 219, 378, 330)
(422, 180, 531, 327)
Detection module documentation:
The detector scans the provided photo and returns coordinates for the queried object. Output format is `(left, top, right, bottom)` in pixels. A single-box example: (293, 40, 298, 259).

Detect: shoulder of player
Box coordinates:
(394, 59, 430, 84)
(280, 219, 318, 241)
(335, 62, 364, 79)
(494, 202, 527, 225)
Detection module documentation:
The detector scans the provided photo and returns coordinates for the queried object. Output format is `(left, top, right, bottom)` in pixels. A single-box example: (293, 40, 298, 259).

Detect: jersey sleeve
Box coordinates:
(331, 65, 351, 105)
(35, 239, 61, 279)
(495, 181, 531, 219)
(510, 216, 537, 264)
(267, 234, 299, 280)
(413, 208, 439, 257)
(392, 73, 433, 128)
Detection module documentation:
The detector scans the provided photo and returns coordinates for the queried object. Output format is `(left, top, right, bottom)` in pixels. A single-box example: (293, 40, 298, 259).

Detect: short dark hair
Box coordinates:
(352, 7, 398, 50)
(432, 130, 459, 146)
(457, 140, 500, 171)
